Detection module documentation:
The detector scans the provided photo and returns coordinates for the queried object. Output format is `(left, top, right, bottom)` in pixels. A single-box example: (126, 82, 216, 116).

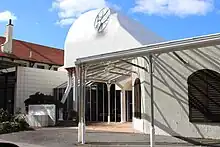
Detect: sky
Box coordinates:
(0, 0, 220, 49)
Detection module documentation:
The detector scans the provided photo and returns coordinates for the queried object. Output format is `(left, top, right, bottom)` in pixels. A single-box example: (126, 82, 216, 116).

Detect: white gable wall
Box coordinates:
(64, 8, 164, 68)
(133, 46, 220, 139)
(15, 66, 68, 113)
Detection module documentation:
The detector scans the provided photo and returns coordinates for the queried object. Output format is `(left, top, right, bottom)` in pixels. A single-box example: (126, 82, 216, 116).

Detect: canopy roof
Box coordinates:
(69, 19, 220, 145)
(76, 33, 220, 65)
(75, 33, 220, 85)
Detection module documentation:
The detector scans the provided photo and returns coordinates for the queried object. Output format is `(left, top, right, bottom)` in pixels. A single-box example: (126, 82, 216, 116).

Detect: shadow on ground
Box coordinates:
(0, 143, 19, 147)
(0, 128, 220, 147)
(175, 136, 220, 147)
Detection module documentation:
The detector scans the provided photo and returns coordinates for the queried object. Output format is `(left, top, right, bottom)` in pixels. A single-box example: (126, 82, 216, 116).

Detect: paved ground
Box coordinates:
(86, 122, 140, 133)
(0, 127, 220, 147)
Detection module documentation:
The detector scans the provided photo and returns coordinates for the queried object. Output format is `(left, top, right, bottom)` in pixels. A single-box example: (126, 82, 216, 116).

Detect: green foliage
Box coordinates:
(9, 122, 20, 132)
(0, 109, 12, 122)
(0, 109, 33, 134)
(24, 92, 64, 112)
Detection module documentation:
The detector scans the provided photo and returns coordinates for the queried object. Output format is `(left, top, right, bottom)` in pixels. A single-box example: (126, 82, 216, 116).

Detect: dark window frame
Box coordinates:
(188, 69, 220, 123)
(134, 78, 141, 119)
(37, 65, 45, 69)
(53, 67, 58, 71)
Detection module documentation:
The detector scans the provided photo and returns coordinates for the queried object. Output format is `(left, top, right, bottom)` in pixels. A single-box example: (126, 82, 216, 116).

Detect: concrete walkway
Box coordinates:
(0, 127, 219, 147)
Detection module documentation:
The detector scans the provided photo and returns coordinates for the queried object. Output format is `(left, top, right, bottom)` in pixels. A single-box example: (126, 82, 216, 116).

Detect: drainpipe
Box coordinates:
(61, 68, 73, 104)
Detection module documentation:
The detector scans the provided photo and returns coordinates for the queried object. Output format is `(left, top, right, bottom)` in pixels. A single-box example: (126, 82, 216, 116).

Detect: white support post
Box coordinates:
(107, 83, 111, 124)
(149, 54, 155, 147)
(77, 66, 82, 143)
(126, 91, 129, 122)
(120, 90, 126, 123)
(73, 71, 77, 112)
(96, 84, 98, 121)
(58, 108, 63, 121)
(103, 84, 105, 122)
(81, 66, 86, 144)
(114, 87, 117, 122)
(89, 85, 92, 121)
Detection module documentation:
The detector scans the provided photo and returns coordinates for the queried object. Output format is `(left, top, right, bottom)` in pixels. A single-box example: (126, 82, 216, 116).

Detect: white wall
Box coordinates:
(64, 9, 164, 68)
(132, 45, 220, 139)
(132, 57, 148, 132)
(15, 66, 68, 113)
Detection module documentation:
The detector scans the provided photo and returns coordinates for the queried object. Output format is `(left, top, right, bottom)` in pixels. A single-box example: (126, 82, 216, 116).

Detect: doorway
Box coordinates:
(0, 72, 16, 114)
(85, 83, 122, 122)
(126, 90, 132, 122)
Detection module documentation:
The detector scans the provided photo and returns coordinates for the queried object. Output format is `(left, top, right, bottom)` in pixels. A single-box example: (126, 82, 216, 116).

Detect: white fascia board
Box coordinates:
(75, 33, 220, 65)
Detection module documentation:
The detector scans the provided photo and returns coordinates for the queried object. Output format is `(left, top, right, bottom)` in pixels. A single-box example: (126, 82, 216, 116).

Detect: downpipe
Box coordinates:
(61, 68, 73, 104)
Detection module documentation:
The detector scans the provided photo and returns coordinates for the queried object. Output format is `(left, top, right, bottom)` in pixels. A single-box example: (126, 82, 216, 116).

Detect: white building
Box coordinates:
(0, 20, 68, 114)
(62, 7, 220, 146)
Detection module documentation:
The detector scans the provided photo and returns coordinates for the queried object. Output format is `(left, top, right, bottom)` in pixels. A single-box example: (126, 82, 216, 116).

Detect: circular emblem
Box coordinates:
(94, 7, 111, 33)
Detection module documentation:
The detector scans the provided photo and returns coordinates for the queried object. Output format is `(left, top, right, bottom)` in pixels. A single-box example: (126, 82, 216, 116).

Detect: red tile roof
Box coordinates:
(0, 37, 64, 66)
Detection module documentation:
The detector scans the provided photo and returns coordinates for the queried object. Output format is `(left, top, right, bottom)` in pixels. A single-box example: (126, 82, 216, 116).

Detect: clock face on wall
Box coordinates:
(94, 7, 111, 33)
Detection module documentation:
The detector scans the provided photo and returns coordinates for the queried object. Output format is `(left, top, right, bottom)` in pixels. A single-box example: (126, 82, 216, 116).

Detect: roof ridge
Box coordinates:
(0, 36, 64, 65)
(0, 36, 63, 51)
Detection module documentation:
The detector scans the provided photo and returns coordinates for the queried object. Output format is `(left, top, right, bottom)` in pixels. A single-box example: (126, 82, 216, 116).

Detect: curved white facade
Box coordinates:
(64, 8, 164, 68)
(132, 46, 220, 139)
(63, 7, 220, 141)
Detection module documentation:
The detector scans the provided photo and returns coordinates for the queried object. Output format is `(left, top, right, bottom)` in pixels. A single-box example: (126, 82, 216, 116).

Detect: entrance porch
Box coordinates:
(55, 82, 133, 124)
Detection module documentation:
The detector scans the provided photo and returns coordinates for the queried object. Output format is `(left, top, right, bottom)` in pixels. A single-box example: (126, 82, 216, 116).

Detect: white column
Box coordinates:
(81, 67, 86, 144)
(114, 87, 117, 122)
(120, 90, 126, 123)
(77, 67, 82, 143)
(73, 75, 77, 112)
(96, 85, 98, 121)
(107, 83, 111, 124)
(103, 84, 105, 122)
(58, 108, 63, 121)
(149, 54, 155, 147)
(89, 86, 92, 121)
(77, 66, 86, 144)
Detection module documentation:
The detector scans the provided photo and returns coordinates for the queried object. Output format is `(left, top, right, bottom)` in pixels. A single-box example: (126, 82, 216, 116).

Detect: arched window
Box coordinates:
(188, 69, 220, 122)
(134, 78, 141, 119)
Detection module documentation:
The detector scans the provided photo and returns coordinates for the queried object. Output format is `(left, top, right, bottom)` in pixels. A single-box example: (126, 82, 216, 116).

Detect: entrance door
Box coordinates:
(91, 85, 97, 121)
(126, 91, 132, 122)
(86, 83, 122, 122)
(0, 75, 6, 110)
(0, 72, 16, 114)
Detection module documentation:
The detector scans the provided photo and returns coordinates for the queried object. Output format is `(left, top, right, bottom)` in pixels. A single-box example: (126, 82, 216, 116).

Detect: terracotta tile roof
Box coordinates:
(0, 37, 64, 65)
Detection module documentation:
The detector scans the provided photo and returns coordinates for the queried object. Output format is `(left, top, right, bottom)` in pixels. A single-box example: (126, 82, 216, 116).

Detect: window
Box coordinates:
(53, 67, 58, 71)
(16, 61, 28, 67)
(37, 65, 45, 69)
(19, 63, 27, 67)
(134, 78, 141, 119)
(188, 69, 220, 123)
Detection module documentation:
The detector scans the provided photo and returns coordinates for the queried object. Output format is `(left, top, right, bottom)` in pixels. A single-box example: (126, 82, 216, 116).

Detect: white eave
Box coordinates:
(71, 32, 220, 85)
(75, 33, 220, 65)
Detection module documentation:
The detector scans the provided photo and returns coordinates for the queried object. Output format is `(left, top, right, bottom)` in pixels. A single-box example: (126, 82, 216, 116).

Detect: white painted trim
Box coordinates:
(75, 33, 220, 65)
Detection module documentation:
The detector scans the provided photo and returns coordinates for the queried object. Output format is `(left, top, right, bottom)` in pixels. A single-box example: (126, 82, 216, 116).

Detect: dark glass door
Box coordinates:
(0, 72, 16, 114)
(126, 91, 132, 122)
